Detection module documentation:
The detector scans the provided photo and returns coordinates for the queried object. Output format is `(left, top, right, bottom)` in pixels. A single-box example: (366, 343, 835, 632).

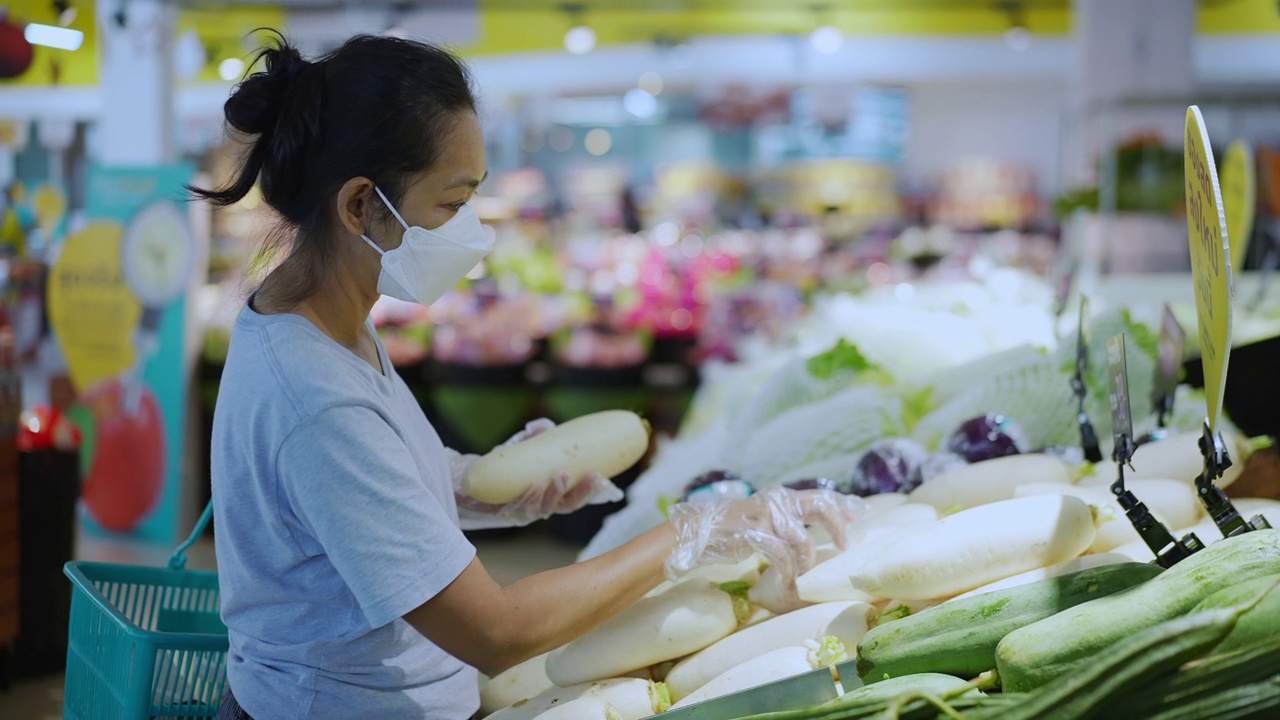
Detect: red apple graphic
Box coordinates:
(80, 376, 166, 533)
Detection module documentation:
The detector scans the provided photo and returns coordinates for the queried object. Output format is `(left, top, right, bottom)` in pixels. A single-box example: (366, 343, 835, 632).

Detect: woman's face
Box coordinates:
(389, 111, 487, 233)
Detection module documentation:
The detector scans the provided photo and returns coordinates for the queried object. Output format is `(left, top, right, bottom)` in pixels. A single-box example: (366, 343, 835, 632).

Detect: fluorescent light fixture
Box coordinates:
(810, 25, 843, 55)
(564, 25, 596, 55)
(24, 23, 84, 51)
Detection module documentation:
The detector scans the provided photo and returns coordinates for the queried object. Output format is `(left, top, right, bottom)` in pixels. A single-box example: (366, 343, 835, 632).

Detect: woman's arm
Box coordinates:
(404, 523, 676, 677)
(404, 488, 856, 677)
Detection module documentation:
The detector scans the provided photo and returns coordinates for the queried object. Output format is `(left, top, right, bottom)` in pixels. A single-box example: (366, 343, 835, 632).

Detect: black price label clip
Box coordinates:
(1150, 305, 1185, 431)
(1195, 421, 1272, 538)
(1071, 297, 1103, 463)
(1107, 333, 1203, 568)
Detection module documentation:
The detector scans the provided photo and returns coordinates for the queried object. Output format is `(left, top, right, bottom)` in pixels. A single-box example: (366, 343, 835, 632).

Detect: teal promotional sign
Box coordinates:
(50, 164, 196, 545)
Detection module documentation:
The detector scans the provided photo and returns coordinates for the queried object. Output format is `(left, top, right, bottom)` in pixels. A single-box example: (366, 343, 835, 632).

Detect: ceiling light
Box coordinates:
(55, 1, 78, 27)
(218, 57, 246, 82)
(1005, 25, 1031, 51)
(623, 88, 658, 119)
(584, 128, 612, 156)
(810, 24, 843, 55)
(638, 71, 664, 96)
(23, 23, 83, 51)
(564, 25, 596, 55)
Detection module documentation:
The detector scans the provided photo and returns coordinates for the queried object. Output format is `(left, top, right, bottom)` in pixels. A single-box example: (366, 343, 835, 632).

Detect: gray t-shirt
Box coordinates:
(211, 304, 478, 719)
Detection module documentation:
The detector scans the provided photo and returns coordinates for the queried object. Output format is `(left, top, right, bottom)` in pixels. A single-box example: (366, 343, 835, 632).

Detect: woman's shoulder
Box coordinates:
(219, 309, 386, 425)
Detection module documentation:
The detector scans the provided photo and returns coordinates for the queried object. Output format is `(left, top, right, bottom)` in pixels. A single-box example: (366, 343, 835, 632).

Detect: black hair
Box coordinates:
(190, 31, 476, 303)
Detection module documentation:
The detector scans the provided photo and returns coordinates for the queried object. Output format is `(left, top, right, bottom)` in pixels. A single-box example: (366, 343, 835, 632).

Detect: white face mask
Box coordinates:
(360, 185, 492, 307)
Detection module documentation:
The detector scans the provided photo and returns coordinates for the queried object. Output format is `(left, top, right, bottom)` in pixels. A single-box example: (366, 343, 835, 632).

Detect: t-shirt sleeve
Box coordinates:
(277, 404, 476, 629)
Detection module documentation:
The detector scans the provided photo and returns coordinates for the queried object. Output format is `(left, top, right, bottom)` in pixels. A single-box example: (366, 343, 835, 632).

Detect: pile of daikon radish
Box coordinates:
(476, 430, 1280, 719)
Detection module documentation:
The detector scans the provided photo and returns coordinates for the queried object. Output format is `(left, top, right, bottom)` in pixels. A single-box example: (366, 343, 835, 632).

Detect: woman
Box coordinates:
(201, 33, 855, 720)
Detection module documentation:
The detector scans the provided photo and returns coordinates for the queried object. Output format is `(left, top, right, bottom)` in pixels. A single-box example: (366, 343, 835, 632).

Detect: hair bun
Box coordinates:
(223, 37, 308, 137)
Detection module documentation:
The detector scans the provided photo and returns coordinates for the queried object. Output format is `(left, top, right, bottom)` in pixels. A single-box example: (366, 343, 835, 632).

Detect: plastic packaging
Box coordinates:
(665, 487, 866, 589)
(452, 418, 624, 530)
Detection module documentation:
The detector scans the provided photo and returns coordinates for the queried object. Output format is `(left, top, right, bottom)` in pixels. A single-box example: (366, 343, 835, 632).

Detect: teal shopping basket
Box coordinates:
(63, 502, 228, 720)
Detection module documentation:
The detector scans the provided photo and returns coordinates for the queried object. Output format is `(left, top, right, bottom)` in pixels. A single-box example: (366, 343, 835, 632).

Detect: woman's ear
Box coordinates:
(336, 177, 376, 238)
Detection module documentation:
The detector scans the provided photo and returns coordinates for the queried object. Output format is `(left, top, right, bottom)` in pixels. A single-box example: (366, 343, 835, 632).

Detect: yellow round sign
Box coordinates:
(1184, 106, 1233, 432)
(1222, 140, 1256, 273)
(47, 221, 144, 393)
(33, 183, 68, 236)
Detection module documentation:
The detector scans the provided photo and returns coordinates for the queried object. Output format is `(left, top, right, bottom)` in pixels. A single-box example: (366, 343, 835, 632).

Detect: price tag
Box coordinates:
(1222, 140, 1256, 273)
(1184, 106, 1234, 433)
(1152, 305, 1186, 414)
(1108, 334, 1133, 450)
(1076, 295, 1091, 381)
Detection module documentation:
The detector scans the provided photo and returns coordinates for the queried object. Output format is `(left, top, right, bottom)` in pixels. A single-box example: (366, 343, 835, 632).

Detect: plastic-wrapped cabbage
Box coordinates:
(739, 385, 903, 485)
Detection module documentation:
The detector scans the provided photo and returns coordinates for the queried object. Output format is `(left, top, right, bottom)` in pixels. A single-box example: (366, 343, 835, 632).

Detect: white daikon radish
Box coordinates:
(743, 606, 777, 628)
(849, 495, 1097, 600)
(1108, 517, 1209, 563)
(665, 602, 871, 701)
(546, 581, 738, 687)
(749, 566, 813, 614)
(1234, 498, 1280, 524)
(485, 678, 669, 720)
(908, 454, 1071, 512)
(946, 552, 1134, 603)
(1014, 480, 1200, 552)
(479, 652, 553, 715)
(464, 410, 650, 503)
(796, 504, 939, 604)
(647, 556, 763, 598)
(820, 603, 874, 649)
(1076, 431, 1248, 490)
(861, 493, 910, 511)
(669, 646, 818, 710)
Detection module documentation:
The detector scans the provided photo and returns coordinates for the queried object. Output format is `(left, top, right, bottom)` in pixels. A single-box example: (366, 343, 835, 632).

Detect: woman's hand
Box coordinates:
(451, 418, 624, 529)
(665, 487, 863, 589)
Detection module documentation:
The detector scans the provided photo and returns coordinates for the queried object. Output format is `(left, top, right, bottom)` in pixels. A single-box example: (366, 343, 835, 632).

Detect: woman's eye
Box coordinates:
(447, 201, 467, 211)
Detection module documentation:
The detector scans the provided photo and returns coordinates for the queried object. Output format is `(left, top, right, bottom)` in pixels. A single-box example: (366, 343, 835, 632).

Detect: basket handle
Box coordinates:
(168, 500, 214, 571)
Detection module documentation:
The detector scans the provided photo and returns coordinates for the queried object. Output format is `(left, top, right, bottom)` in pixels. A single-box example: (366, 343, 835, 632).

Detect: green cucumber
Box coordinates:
(973, 607, 1243, 720)
(833, 673, 975, 705)
(1192, 573, 1280, 655)
(996, 529, 1280, 692)
(855, 562, 1162, 682)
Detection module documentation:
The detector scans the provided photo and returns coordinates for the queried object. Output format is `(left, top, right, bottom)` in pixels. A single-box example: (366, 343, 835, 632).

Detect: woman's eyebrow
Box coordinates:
(446, 171, 488, 190)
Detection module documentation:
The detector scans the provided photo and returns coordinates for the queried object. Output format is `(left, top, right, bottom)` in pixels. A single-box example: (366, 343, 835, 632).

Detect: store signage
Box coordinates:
(48, 164, 195, 545)
(1222, 140, 1256, 273)
(1183, 106, 1233, 433)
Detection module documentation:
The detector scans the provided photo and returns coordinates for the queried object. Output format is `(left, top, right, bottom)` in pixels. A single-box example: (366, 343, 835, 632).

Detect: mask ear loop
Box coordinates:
(373, 185, 411, 231)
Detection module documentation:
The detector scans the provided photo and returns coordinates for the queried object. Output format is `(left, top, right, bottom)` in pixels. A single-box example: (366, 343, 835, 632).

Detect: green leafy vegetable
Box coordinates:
(720, 581, 754, 626)
(807, 635, 849, 668)
(648, 681, 673, 713)
(874, 605, 913, 627)
(808, 339, 875, 379)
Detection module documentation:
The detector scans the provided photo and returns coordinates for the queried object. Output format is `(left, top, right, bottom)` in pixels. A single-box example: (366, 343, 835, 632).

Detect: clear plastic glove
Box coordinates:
(450, 419, 625, 531)
(665, 487, 865, 589)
